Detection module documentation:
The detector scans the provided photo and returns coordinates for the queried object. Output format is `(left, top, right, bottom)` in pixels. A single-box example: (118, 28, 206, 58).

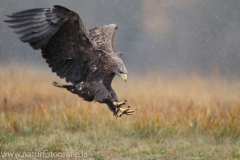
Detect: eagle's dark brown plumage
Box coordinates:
(4, 5, 136, 117)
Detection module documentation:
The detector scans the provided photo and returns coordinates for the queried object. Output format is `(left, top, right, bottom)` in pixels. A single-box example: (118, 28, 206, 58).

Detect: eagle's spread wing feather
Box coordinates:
(5, 5, 96, 83)
(89, 24, 118, 53)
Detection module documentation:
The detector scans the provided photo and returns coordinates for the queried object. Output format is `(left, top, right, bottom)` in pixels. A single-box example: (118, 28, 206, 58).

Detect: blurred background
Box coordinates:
(0, 0, 240, 76)
(1, 1, 240, 158)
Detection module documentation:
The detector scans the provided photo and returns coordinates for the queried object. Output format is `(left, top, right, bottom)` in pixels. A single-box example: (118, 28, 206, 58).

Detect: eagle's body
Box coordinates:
(5, 5, 136, 117)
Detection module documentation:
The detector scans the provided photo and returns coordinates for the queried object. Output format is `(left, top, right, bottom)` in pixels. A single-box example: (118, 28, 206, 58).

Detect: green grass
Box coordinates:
(0, 132, 240, 159)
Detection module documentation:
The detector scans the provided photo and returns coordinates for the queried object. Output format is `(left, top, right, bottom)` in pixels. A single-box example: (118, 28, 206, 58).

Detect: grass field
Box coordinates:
(0, 65, 240, 159)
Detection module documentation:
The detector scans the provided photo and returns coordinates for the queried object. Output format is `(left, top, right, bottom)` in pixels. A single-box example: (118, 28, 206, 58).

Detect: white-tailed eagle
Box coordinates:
(4, 5, 136, 118)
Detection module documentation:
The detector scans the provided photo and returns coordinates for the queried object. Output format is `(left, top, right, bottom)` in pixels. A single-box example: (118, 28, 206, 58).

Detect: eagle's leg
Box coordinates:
(113, 100, 136, 118)
(53, 81, 136, 117)
(109, 89, 135, 117)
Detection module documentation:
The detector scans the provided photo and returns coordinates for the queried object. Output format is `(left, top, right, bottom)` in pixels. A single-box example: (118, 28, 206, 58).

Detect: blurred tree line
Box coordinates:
(0, 0, 240, 75)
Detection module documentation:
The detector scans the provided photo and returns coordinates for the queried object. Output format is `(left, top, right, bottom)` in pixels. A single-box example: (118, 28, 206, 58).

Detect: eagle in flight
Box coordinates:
(4, 5, 136, 118)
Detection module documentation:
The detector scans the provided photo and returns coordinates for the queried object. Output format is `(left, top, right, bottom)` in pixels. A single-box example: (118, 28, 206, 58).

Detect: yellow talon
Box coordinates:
(116, 106, 137, 118)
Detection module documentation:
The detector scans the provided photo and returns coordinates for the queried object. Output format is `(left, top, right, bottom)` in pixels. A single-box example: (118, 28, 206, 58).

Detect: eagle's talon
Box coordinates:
(115, 106, 136, 118)
(118, 100, 127, 106)
(114, 100, 128, 113)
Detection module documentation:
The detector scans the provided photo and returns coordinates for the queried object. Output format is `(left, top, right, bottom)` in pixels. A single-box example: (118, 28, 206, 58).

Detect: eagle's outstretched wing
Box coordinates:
(5, 5, 96, 83)
(89, 24, 118, 54)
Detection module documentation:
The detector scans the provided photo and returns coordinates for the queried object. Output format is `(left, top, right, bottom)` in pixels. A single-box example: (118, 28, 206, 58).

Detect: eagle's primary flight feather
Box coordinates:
(5, 5, 136, 117)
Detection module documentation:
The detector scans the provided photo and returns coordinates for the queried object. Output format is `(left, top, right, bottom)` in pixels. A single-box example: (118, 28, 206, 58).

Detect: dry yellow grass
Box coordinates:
(0, 64, 240, 159)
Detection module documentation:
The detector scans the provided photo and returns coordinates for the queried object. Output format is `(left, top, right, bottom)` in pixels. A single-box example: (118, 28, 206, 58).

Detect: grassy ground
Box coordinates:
(0, 65, 240, 159)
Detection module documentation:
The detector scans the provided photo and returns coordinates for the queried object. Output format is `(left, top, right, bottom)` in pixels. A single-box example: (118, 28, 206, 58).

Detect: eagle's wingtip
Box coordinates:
(4, 15, 12, 18)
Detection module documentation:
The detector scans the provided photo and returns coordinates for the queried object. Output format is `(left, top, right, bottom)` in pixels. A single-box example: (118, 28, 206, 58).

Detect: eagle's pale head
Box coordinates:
(114, 55, 128, 82)
(103, 54, 127, 82)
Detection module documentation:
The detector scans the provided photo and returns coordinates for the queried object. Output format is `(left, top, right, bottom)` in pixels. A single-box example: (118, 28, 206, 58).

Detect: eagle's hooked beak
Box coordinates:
(119, 73, 127, 82)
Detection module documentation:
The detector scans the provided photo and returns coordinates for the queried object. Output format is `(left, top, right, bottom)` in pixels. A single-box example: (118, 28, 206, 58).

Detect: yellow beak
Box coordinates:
(119, 73, 127, 82)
